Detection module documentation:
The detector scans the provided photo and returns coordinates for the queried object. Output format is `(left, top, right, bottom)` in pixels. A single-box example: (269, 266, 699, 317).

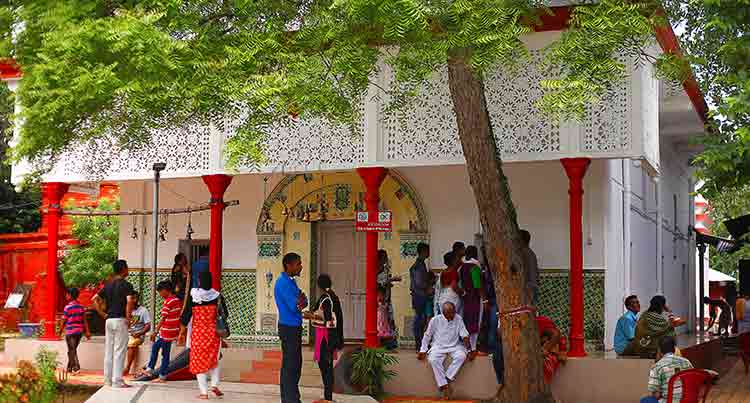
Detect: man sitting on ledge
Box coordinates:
(418, 301, 470, 399)
(614, 295, 640, 355)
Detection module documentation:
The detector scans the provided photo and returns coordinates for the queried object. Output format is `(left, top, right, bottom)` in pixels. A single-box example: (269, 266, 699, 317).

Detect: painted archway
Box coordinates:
(254, 170, 429, 342)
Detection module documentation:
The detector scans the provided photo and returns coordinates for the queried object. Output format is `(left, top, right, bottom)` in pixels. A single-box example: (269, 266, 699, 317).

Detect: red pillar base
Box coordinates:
(202, 174, 233, 291)
(561, 158, 590, 358)
(357, 167, 388, 348)
(40, 182, 70, 341)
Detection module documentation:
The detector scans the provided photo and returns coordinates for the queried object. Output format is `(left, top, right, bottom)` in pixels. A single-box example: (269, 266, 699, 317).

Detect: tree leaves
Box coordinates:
(0, 0, 694, 174)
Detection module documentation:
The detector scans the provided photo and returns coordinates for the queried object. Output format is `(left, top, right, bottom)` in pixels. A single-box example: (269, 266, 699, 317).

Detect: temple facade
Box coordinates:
(5, 16, 707, 353)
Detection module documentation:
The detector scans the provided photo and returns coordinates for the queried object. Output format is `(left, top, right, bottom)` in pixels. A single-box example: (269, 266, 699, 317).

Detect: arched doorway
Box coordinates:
(255, 170, 428, 341)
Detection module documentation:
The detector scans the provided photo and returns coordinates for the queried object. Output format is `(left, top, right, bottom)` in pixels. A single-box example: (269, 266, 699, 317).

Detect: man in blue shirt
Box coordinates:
(275, 252, 307, 403)
(614, 295, 640, 355)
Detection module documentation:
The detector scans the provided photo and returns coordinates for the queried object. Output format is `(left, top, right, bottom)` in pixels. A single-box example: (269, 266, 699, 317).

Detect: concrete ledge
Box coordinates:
(383, 353, 498, 400)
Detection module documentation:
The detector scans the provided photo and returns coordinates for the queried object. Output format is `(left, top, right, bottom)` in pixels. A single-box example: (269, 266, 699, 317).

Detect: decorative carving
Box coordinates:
(383, 51, 561, 163)
(52, 119, 212, 180)
(225, 108, 367, 172)
(583, 78, 630, 153)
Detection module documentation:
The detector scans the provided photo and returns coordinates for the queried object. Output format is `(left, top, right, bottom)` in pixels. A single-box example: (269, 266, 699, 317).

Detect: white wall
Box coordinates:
(398, 161, 606, 270)
(118, 175, 281, 269)
(118, 161, 608, 272)
(603, 144, 695, 350)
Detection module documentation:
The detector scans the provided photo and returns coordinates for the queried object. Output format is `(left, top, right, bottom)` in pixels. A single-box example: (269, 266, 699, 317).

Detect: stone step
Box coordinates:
(252, 360, 282, 371)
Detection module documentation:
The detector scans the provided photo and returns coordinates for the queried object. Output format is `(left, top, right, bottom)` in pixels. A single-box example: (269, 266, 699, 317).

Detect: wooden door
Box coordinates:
(318, 220, 366, 339)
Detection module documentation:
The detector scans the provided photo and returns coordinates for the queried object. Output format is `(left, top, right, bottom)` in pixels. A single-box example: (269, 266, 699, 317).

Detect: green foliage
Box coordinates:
(541, 0, 678, 119)
(0, 0, 687, 171)
(60, 198, 120, 287)
(350, 347, 399, 398)
(671, 0, 750, 199)
(34, 346, 59, 402)
(705, 185, 750, 279)
(0, 84, 41, 234)
(0, 347, 58, 403)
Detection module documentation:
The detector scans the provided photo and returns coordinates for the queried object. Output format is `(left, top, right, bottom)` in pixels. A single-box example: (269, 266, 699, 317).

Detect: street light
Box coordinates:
(151, 162, 166, 334)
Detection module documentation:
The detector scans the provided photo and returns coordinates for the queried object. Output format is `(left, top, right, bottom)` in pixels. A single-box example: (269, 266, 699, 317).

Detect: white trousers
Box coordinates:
(427, 348, 467, 388)
(103, 318, 129, 386)
(197, 364, 221, 395)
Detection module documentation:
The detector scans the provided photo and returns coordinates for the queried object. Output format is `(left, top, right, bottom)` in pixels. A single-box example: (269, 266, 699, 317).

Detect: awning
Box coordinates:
(708, 268, 736, 283)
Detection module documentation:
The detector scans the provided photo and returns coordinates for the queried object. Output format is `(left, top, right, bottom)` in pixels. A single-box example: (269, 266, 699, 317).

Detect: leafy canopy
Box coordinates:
(0, 83, 40, 233)
(0, 0, 684, 171)
(60, 198, 120, 287)
(671, 0, 750, 199)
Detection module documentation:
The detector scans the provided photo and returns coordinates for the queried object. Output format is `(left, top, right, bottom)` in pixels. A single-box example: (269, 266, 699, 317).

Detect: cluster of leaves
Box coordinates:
(0, 0, 686, 173)
(670, 0, 750, 199)
(60, 198, 120, 287)
(542, 0, 689, 118)
(350, 346, 399, 398)
(0, 347, 58, 403)
(705, 185, 750, 279)
(0, 83, 41, 234)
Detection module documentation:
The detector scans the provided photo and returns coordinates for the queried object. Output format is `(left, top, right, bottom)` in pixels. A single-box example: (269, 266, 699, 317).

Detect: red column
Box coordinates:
(561, 158, 590, 358)
(40, 182, 70, 340)
(357, 167, 388, 348)
(202, 175, 233, 291)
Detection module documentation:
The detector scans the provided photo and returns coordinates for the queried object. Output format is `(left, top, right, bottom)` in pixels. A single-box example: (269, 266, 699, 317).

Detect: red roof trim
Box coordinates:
(534, 6, 572, 32)
(0, 58, 21, 79)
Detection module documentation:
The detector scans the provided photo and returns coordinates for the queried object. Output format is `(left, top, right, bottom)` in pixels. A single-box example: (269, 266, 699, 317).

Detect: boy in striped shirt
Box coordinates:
(61, 288, 91, 375)
(145, 280, 182, 382)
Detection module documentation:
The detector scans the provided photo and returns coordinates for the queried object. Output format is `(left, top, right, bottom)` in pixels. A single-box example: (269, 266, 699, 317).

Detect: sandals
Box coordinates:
(211, 387, 224, 397)
(197, 394, 208, 400)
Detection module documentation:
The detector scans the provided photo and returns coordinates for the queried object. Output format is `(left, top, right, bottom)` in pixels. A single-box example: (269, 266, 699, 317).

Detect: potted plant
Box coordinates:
(350, 346, 399, 398)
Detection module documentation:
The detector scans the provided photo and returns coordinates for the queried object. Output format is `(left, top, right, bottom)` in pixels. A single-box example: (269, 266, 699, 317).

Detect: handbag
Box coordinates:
(216, 295, 230, 339)
(311, 295, 337, 328)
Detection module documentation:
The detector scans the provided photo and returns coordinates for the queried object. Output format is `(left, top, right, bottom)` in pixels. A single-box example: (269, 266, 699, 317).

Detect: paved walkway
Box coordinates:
(86, 381, 377, 403)
(706, 359, 750, 403)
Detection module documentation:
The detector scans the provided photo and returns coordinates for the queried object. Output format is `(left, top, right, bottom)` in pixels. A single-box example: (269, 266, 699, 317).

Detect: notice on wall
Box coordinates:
(355, 211, 392, 232)
(4, 293, 23, 309)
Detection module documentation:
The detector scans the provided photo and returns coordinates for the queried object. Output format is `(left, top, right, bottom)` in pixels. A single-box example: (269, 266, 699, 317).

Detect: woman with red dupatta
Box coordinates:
(179, 271, 228, 400)
(536, 315, 567, 383)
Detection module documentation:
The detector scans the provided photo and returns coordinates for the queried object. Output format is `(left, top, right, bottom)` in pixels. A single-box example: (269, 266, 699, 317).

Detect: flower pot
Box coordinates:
(18, 322, 41, 338)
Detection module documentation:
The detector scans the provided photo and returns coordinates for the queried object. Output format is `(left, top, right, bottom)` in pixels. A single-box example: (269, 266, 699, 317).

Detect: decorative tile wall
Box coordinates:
(537, 269, 606, 348)
(133, 269, 258, 341)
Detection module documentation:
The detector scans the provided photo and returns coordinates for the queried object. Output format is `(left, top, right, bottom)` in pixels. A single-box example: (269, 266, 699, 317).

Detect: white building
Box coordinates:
(7, 14, 707, 353)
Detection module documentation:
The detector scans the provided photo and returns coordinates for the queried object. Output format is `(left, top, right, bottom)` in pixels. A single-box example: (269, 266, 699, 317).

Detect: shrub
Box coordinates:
(350, 347, 399, 398)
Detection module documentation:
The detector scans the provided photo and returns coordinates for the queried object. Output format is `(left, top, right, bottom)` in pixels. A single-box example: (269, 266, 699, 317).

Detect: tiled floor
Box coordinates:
(706, 359, 750, 403)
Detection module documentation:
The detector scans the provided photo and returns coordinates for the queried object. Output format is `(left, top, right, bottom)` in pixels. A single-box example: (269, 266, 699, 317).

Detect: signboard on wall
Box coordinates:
(355, 211, 392, 232)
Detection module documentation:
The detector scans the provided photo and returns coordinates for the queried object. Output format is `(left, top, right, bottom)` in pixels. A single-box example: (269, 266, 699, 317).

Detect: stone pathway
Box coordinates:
(705, 359, 750, 403)
(86, 381, 377, 403)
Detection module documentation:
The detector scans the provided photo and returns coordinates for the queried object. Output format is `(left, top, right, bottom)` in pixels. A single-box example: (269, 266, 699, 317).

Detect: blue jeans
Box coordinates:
(487, 301, 498, 351)
(147, 337, 172, 379)
(412, 294, 428, 351)
(640, 397, 658, 403)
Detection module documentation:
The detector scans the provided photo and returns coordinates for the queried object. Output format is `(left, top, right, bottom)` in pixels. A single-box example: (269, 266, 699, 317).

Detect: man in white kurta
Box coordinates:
(418, 302, 470, 396)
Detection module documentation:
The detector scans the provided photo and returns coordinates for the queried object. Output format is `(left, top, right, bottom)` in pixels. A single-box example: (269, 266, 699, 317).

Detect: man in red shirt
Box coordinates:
(144, 280, 182, 382)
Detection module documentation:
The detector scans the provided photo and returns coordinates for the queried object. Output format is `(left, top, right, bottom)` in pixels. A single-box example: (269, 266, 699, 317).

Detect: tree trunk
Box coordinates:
(446, 53, 553, 403)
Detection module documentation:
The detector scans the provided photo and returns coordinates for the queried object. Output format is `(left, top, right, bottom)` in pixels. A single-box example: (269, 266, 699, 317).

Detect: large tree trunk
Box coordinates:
(446, 54, 553, 403)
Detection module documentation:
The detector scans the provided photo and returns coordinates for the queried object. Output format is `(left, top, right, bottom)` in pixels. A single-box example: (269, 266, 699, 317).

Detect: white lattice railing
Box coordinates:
(19, 37, 660, 183)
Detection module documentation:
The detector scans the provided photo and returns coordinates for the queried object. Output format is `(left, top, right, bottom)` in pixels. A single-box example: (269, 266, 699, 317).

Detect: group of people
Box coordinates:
(60, 231, 550, 402)
(614, 295, 688, 358)
(60, 253, 229, 400)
